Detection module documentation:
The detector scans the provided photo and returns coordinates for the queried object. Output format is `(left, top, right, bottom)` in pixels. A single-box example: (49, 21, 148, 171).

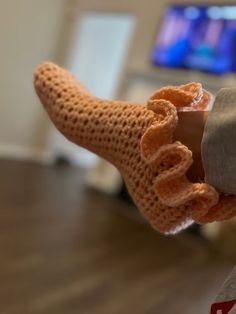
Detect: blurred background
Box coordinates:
(1, 0, 236, 313)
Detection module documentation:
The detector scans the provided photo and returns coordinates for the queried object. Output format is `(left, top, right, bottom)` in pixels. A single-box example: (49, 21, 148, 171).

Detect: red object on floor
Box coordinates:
(211, 299, 236, 314)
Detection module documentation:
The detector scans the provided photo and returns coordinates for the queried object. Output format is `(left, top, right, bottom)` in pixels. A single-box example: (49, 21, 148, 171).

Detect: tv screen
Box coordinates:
(151, 5, 236, 74)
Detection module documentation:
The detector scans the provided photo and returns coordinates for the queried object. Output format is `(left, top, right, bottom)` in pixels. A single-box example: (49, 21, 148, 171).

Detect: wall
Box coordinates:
(71, 0, 230, 74)
(0, 0, 66, 161)
(0, 0, 231, 161)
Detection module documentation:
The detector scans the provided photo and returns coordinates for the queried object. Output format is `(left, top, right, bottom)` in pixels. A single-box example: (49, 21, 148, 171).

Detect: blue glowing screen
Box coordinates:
(151, 5, 236, 74)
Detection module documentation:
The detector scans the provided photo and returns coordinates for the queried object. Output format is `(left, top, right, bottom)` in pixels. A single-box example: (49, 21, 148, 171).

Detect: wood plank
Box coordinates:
(0, 159, 233, 313)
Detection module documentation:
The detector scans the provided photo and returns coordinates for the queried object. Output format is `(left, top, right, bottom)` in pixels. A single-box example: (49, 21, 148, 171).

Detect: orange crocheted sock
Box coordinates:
(34, 62, 236, 234)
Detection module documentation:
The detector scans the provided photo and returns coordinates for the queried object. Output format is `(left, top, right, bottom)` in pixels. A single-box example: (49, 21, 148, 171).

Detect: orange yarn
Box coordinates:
(34, 62, 236, 234)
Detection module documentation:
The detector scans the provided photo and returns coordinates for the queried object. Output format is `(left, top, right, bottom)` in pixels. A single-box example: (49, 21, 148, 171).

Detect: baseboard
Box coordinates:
(0, 143, 52, 164)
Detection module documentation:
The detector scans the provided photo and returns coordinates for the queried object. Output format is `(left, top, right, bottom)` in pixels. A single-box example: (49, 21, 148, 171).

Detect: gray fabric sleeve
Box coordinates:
(202, 88, 236, 195)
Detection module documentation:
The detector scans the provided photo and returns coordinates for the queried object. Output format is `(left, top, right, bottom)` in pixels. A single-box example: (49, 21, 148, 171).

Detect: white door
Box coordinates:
(48, 12, 136, 167)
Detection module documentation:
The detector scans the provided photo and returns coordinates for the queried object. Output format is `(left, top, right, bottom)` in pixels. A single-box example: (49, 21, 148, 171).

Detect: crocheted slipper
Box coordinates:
(34, 62, 236, 234)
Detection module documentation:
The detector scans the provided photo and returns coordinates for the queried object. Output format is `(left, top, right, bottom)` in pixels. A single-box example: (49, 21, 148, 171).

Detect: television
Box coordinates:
(151, 5, 236, 74)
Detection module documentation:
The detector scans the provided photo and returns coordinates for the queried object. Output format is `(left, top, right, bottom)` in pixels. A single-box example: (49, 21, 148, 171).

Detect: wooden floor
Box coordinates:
(0, 159, 234, 314)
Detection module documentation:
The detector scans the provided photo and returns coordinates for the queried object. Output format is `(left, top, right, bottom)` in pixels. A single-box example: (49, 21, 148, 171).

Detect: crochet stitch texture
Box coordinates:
(34, 62, 236, 234)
